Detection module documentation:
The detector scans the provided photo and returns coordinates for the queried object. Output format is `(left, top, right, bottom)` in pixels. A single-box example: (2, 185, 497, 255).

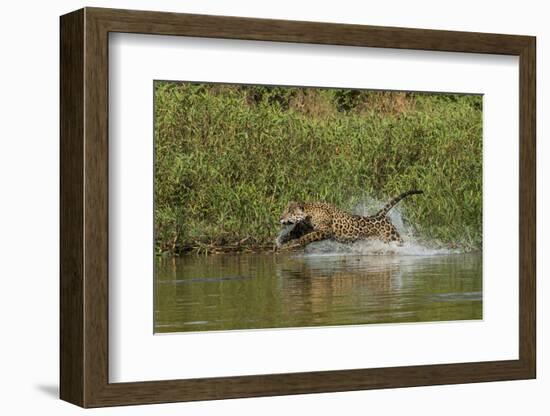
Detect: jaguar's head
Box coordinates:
(279, 202, 307, 225)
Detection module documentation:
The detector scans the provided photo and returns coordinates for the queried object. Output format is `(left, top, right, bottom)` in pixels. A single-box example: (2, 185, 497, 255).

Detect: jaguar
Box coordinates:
(276, 190, 423, 250)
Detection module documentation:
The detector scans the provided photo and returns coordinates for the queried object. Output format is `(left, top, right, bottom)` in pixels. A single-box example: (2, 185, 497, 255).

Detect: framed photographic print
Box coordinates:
(60, 7, 536, 408)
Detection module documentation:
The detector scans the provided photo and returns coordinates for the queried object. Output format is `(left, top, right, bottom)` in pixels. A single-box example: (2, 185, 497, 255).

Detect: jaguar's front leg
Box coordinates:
(278, 230, 330, 251)
(276, 220, 314, 247)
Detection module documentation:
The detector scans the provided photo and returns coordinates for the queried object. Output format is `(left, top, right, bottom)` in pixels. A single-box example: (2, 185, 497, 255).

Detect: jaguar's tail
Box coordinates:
(374, 190, 423, 218)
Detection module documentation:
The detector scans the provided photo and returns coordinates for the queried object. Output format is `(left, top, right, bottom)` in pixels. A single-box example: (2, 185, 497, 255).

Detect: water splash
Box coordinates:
(276, 197, 458, 257)
(304, 238, 458, 257)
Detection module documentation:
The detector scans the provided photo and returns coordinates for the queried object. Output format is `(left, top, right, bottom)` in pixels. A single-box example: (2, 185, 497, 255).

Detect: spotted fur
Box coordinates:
(277, 190, 423, 250)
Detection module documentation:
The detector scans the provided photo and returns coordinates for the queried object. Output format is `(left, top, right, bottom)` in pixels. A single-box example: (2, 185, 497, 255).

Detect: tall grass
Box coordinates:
(154, 82, 482, 255)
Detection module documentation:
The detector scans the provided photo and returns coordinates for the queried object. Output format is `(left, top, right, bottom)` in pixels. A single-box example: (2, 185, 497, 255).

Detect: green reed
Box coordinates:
(154, 82, 482, 255)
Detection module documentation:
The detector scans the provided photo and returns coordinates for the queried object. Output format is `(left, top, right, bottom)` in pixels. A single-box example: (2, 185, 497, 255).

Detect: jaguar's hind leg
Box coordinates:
(382, 223, 404, 245)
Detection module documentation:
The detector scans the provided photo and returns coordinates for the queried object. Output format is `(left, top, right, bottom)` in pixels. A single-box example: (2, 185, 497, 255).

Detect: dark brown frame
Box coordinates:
(60, 7, 536, 408)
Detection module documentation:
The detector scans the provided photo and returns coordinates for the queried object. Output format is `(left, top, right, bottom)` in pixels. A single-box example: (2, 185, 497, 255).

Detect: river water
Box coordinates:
(155, 250, 482, 333)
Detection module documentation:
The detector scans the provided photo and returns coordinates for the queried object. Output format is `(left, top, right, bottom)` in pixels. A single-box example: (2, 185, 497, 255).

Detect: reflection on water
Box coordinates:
(155, 253, 482, 333)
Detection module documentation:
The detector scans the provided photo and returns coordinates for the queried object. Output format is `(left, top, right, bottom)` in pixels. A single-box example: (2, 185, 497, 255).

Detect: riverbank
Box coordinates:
(155, 82, 482, 256)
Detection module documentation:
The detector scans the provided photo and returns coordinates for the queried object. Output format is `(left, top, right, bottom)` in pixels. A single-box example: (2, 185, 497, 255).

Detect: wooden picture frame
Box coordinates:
(60, 7, 536, 408)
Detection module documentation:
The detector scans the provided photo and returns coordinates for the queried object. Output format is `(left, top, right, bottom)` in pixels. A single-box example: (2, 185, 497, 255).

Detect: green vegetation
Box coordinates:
(154, 82, 482, 255)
